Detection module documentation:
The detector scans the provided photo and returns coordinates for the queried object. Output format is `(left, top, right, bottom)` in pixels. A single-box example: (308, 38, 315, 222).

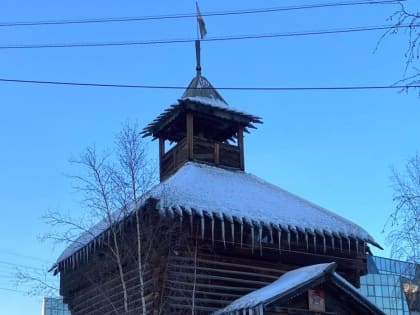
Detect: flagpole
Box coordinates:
(196, 2, 200, 40)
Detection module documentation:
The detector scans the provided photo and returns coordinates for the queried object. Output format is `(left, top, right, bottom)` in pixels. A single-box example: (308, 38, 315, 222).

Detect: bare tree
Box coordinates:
(386, 153, 420, 263)
(19, 122, 200, 314)
(19, 122, 158, 314)
(378, 1, 420, 92)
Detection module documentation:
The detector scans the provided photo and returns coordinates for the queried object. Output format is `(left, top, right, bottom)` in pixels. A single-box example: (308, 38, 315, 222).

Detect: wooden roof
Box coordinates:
(141, 74, 262, 142)
(52, 162, 381, 274)
(214, 262, 386, 315)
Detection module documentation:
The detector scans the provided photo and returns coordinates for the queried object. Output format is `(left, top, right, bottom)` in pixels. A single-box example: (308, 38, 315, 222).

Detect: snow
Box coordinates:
(181, 95, 229, 108)
(54, 161, 378, 270)
(213, 262, 336, 314)
(148, 162, 376, 244)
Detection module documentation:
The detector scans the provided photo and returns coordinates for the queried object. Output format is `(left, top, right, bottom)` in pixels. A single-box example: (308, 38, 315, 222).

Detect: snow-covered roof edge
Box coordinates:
(213, 262, 386, 315)
(52, 161, 381, 274)
(213, 262, 336, 314)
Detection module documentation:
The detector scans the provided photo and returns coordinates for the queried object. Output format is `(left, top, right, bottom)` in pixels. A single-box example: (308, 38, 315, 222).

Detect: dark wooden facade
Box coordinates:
(58, 199, 370, 314)
(56, 68, 376, 314)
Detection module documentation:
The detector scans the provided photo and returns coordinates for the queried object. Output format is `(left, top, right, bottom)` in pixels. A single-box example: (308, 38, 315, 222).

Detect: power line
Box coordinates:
(0, 260, 45, 272)
(0, 287, 27, 294)
(0, 250, 51, 264)
(0, 77, 418, 91)
(0, 23, 416, 50)
(0, 0, 403, 28)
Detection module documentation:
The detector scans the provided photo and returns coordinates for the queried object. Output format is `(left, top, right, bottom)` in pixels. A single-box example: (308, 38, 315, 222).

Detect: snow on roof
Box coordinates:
(181, 95, 228, 109)
(213, 262, 336, 314)
(181, 74, 229, 107)
(213, 261, 385, 315)
(149, 162, 376, 244)
(54, 161, 378, 270)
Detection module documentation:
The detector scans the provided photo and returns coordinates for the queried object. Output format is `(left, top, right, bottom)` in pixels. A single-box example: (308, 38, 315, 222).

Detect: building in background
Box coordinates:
(42, 297, 70, 315)
(359, 256, 420, 315)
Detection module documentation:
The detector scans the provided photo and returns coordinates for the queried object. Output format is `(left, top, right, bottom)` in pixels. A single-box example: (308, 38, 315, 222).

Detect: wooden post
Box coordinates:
(159, 138, 165, 181)
(238, 128, 244, 170)
(214, 143, 220, 165)
(186, 112, 194, 160)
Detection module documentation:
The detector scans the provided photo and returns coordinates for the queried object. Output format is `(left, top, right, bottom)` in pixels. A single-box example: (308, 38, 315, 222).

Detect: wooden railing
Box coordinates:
(160, 138, 188, 180)
(193, 137, 241, 169)
(160, 137, 242, 180)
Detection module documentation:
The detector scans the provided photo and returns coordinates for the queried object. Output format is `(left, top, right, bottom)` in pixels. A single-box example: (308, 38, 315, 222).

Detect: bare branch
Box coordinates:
(385, 153, 420, 263)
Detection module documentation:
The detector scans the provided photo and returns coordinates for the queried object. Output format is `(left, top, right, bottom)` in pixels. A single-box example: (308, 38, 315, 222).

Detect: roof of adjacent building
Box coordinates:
(213, 262, 386, 315)
(54, 161, 380, 272)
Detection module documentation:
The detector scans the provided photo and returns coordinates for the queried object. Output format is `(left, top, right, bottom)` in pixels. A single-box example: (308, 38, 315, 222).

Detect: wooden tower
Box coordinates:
(142, 41, 262, 181)
(53, 41, 381, 315)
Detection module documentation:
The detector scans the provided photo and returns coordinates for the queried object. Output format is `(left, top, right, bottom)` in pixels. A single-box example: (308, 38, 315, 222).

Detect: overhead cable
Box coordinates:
(0, 78, 418, 91)
(0, 0, 403, 28)
(0, 23, 417, 50)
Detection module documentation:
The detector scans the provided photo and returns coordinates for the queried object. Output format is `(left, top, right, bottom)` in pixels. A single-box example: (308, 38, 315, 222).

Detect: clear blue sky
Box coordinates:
(0, 0, 419, 314)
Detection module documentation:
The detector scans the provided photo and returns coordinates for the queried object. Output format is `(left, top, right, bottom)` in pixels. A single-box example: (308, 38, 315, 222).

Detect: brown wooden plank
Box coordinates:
(186, 112, 194, 160)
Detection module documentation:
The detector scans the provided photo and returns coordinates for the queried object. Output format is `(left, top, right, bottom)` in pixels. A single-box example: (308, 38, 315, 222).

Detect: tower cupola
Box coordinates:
(142, 42, 262, 181)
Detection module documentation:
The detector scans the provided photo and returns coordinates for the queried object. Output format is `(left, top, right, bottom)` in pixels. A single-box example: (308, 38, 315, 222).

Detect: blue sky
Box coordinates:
(0, 0, 419, 314)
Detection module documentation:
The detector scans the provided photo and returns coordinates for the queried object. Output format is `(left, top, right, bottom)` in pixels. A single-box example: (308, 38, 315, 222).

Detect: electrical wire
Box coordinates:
(0, 0, 403, 28)
(0, 287, 28, 294)
(0, 260, 45, 272)
(0, 78, 418, 91)
(0, 23, 416, 50)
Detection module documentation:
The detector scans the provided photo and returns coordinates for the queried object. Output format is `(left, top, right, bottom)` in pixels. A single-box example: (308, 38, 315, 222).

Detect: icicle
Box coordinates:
(231, 221, 235, 244)
(249, 308, 254, 315)
(363, 241, 366, 253)
(269, 225, 273, 245)
(221, 216, 226, 248)
(259, 223, 263, 256)
(305, 231, 309, 251)
(278, 229, 282, 252)
(166, 207, 174, 218)
(201, 215, 205, 240)
(295, 228, 299, 243)
(211, 214, 215, 246)
(174, 206, 183, 226)
(251, 224, 255, 254)
(339, 235, 343, 253)
(331, 233, 335, 250)
(258, 304, 263, 315)
(322, 234, 326, 254)
(240, 221, 244, 248)
(190, 211, 194, 233)
(356, 238, 359, 256)
(347, 237, 351, 255)
(158, 201, 165, 216)
(313, 233, 317, 252)
(287, 230, 291, 250)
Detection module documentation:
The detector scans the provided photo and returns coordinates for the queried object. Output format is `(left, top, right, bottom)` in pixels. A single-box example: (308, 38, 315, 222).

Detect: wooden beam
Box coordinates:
(159, 138, 165, 181)
(214, 143, 220, 165)
(186, 112, 194, 160)
(238, 127, 244, 170)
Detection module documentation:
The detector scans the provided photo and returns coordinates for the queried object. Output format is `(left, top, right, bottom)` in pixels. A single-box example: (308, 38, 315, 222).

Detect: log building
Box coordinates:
(52, 41, 383, 315)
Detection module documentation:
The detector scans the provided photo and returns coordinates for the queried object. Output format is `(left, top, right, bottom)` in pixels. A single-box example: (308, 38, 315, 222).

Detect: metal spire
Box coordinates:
(195, 40, 202, 76)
